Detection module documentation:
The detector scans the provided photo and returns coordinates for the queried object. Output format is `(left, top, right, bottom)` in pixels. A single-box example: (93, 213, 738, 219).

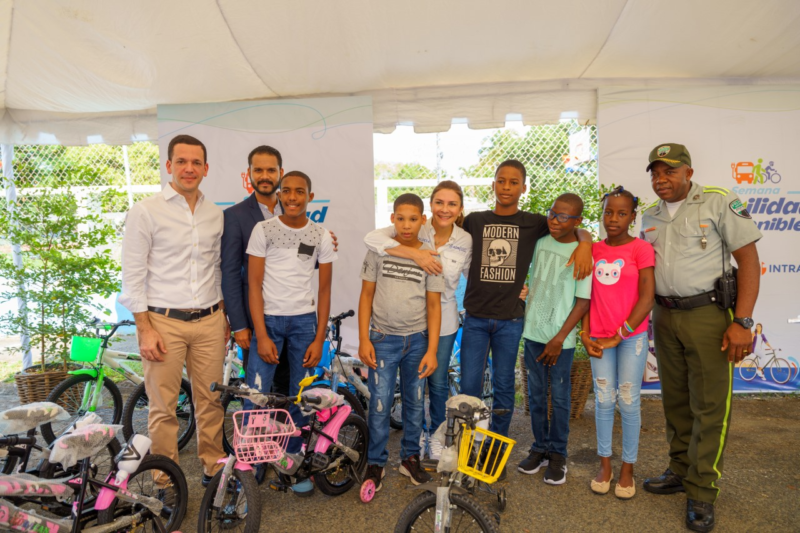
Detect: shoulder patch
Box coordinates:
(703, 186, 730, 196)
(729, 199, 752, 219)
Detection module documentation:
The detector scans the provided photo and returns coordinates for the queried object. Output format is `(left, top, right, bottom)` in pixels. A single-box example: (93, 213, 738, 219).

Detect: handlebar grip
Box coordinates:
(302, 396, 323, 405)
(331, 310, 355, 322)
(210, 382, 243, 395)
(0, 436, 35, 446)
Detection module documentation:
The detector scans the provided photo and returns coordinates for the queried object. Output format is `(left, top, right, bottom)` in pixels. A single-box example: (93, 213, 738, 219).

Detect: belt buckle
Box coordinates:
(189, 310, 202, 322)
(664, 297, 677, 310)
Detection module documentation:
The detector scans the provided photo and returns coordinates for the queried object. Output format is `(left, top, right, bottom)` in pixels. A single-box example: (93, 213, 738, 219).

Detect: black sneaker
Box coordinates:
(518, 450, 549, 475)
(400, 454, 432, 485)
(543, 453, 567, 485)
(482, 444, 509, 481)
(364, 464, 385, 492)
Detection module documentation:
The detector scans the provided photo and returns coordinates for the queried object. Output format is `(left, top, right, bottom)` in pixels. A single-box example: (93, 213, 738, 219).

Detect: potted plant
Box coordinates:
(0, 176, 120, 403)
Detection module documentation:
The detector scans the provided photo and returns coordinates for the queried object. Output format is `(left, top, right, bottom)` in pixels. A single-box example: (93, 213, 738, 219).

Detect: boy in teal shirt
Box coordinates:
(517, 193, 591, 486)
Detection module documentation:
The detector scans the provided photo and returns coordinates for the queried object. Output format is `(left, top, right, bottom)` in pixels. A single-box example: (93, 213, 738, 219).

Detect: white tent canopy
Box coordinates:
(1, 0, 799, 144)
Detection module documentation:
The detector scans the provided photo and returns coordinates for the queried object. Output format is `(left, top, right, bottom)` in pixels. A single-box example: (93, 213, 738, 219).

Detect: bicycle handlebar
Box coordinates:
(90, 318, 135, 339)
(330, 310, 354, 323)
(210, 382, 289, 406)
(0, 435, 36, 447)
(301, 395, 323, 405)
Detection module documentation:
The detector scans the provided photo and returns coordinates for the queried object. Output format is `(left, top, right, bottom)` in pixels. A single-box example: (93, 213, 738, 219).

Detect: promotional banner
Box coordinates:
(598, 86, 800, 393)
(157, 97, 374, 350)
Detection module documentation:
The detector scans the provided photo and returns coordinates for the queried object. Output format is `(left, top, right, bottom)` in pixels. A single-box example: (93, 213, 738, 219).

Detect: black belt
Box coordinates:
(655, 292, 717, 311)
(148, 304, 220, 322)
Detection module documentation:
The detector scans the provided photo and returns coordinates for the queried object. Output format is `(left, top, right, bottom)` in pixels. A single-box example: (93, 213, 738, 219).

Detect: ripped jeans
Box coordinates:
(366, 329, 428, 466)
(590, 331, 648, 463)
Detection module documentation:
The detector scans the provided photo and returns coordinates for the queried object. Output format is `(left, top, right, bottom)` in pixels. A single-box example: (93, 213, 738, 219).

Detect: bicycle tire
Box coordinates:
(221, 393, 244, 456)
(309, 383, 367, 421)
(738, 359, 758, 382)
(198, 467, 261, 533)
(770, 358, 791, 384)
(313, 414, 369, 496)
(96, 453, 188, 532)
(394, 491, 499, 533)
(41, 374, 123, 445)
(0, 451, 18, 475)
(121, 378, 196, 451)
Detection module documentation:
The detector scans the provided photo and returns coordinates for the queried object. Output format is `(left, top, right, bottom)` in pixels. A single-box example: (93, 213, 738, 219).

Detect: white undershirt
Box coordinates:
(666, 199, 685, 218)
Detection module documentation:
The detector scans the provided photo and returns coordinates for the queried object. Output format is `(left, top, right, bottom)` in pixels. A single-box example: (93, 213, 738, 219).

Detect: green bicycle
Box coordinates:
(40, 319, 195, 447)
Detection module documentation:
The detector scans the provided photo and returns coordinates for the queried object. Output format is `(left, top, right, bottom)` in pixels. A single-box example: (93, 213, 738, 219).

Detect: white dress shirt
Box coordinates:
(119, 185, 224, 313)
(363, 220, 472, 336)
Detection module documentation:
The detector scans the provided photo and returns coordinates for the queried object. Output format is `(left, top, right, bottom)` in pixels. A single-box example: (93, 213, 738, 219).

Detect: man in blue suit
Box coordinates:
(221, 146, 289, 390)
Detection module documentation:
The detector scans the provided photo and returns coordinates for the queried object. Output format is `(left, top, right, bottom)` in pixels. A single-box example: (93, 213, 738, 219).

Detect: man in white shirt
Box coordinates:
(120, 134, 228, 485)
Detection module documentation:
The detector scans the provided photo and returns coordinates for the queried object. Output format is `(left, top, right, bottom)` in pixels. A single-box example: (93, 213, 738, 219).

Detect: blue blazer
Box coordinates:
(221, 193, 270, 332)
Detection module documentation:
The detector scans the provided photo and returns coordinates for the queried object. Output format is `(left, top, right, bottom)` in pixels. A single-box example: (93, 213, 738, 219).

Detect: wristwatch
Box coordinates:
(733, 317, 754, 330)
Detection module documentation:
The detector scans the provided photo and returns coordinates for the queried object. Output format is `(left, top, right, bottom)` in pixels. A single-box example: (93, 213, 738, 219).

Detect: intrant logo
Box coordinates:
(731, 159, 781, 185)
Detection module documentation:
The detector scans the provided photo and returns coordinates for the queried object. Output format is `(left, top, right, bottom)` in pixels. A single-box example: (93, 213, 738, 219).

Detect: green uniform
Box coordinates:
(642, 181, 761, 504)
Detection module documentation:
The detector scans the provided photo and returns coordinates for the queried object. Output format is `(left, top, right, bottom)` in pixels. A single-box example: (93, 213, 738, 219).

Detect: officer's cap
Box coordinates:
(646, 143, 692, 172)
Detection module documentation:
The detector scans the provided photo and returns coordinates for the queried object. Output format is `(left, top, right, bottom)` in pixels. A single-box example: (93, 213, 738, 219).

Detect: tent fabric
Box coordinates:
(1, 0, 799, 144)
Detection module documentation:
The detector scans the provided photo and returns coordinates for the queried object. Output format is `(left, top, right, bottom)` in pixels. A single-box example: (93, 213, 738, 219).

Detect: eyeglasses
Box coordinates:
(546, 209, 581, 223)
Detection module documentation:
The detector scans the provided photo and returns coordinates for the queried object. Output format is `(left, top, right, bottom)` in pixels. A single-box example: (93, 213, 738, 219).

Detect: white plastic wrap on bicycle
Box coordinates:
(0, 402, 69, 435)
(433, 395, 490, 473)
(49, 423, 122, 468)
(74, 411, 104, 428)
(300, 388, 343, 413)
(0, 496, 73, 532)
(0, 473, 71, 498)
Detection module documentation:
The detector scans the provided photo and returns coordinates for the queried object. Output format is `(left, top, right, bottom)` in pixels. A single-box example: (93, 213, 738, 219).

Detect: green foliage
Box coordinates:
(375, 162, 442, 202)
(0, 178, 121, 371)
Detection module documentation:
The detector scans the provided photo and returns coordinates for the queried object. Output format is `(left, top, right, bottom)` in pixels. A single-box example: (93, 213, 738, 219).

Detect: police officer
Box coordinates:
(640, 144, 761, 532)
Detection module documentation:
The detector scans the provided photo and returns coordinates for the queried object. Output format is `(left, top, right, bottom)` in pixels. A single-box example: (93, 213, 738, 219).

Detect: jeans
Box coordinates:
(367, 330, 428, 466)
(590, 331, 648, 463)
(524, 339, 574, 458)
(246, 312, 317, 453)
(460, 313, 524, 437)
(428, 332, 457, 431)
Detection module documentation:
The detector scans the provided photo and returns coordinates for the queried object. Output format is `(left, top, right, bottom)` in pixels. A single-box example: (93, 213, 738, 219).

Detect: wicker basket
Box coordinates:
(520, 358, 593, 420)
(14, 363, 76, 405)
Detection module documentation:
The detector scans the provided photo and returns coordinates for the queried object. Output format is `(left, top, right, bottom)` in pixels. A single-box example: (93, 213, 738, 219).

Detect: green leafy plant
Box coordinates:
(0, 178, 121, 372)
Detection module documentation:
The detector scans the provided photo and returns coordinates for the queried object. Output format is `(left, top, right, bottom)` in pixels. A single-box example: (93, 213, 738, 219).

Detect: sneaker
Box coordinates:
(429, 437, 444, 461)
(419, 431, 429, 459)
(482, 444, 508, 481)
(518, 450, 549, 475)
(400, 454, 432, 485)
(364, 464, 385, 492)
(291, 478, 315, 497)
(543, 453, 567, 485)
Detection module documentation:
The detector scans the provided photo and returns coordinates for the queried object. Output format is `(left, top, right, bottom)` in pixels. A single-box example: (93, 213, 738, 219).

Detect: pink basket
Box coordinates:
(232, 409, 296, 464)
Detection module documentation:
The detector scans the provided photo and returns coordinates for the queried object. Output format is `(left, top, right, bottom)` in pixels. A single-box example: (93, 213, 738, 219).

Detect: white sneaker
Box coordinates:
(419, 431, 429, 459)
(429, 437, 443, 461)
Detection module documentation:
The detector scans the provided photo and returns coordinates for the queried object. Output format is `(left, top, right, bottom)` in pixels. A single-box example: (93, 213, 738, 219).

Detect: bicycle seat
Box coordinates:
(0, 402, 69, 436)
(0, 473, 71, 499)
(49, 423, 122, 468)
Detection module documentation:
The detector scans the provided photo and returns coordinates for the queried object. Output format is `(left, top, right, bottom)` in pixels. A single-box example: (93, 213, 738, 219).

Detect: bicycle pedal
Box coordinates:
(420, 458, 438, 472)
(310, 452, 330, 470)
(268, 480, 289, 492)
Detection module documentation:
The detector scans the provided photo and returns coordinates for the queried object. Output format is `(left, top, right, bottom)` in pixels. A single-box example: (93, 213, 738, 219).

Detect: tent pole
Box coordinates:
(122, 145, 133, 209)
(1, 144, 32, 370)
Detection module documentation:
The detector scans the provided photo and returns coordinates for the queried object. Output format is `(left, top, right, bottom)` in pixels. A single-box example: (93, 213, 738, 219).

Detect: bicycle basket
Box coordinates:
(457, 424, 516, 484)
(232, 409, 295, 464)
(70, 336, 102, 362)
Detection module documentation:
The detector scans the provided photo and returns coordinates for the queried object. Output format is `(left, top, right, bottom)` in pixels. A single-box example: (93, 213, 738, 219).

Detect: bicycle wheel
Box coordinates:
(313, 414, 369, 496)
(738, 359, 758, 382)
(0, 449, 18, 475)
(770, 358, 792, 384)
(198, 467, 261, 533)
(41, 374, 123, 444)
(122, 378, 196, 451)
(394, 491, 499, 533)
(309, 383, 367, 421)
(221, 392, 246, 456)
(97, 453, 188, 532)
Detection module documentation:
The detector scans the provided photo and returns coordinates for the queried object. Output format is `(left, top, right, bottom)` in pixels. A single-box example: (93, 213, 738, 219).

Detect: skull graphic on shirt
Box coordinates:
(487, 239, 511, 267)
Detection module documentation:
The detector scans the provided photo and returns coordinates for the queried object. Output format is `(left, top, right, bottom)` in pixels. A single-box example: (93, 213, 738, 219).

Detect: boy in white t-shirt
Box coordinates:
(246, 171, 336, 496)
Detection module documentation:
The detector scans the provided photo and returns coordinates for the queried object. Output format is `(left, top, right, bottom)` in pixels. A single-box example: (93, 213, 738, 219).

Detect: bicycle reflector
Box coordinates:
(70, 336, 102, 362)
(458, 425, 516, 484)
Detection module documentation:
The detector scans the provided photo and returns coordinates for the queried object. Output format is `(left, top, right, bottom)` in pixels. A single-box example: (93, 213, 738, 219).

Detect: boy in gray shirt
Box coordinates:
(358, 193, 443, 496)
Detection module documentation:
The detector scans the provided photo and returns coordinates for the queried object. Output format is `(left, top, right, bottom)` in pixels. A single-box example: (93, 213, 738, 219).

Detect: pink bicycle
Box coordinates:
(198, 375, 368, 533)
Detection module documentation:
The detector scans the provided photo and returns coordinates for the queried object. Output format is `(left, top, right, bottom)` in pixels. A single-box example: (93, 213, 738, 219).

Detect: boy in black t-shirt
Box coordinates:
(460, 159, 593, 479)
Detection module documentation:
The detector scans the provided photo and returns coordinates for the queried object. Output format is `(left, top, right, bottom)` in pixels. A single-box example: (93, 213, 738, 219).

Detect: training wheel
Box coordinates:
(497, 488, 507, 511)
(360, 480, 376, 503)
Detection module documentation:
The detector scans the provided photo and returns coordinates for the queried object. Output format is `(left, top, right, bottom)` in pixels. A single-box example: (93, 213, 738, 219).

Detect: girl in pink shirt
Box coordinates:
(580, 187, 655, 500)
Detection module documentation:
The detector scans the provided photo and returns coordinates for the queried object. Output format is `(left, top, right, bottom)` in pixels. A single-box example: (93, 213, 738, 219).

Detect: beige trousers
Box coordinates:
(143, 310, 226, 476)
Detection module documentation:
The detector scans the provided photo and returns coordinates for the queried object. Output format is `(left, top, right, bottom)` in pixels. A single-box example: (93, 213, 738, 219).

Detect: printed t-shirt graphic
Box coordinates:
(246, 217, 337, 316)
(381, 260, 425, 283)
(480, 224, 520, 283)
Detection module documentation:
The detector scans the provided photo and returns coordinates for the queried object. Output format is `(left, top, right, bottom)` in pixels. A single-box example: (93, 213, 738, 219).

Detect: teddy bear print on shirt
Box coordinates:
(595, 259, 624, 286)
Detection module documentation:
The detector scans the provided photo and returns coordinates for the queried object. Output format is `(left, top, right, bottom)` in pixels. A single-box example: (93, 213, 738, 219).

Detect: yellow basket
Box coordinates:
(457, 424, 516, 484)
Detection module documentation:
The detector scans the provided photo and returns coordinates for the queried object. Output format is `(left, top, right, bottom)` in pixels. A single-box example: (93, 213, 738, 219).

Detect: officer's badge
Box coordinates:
(657, 146, 671, 157)
(729, 199, 752, 219)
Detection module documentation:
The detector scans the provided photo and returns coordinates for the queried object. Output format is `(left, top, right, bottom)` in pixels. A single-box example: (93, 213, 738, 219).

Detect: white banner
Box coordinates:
(598, 86, 800, 393)
(157, 97, 374, 350)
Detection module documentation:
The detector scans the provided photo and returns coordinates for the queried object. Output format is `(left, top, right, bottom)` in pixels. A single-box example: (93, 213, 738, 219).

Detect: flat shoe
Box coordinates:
(615, 479, 636, 500)
(590, 474, 613, 495)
